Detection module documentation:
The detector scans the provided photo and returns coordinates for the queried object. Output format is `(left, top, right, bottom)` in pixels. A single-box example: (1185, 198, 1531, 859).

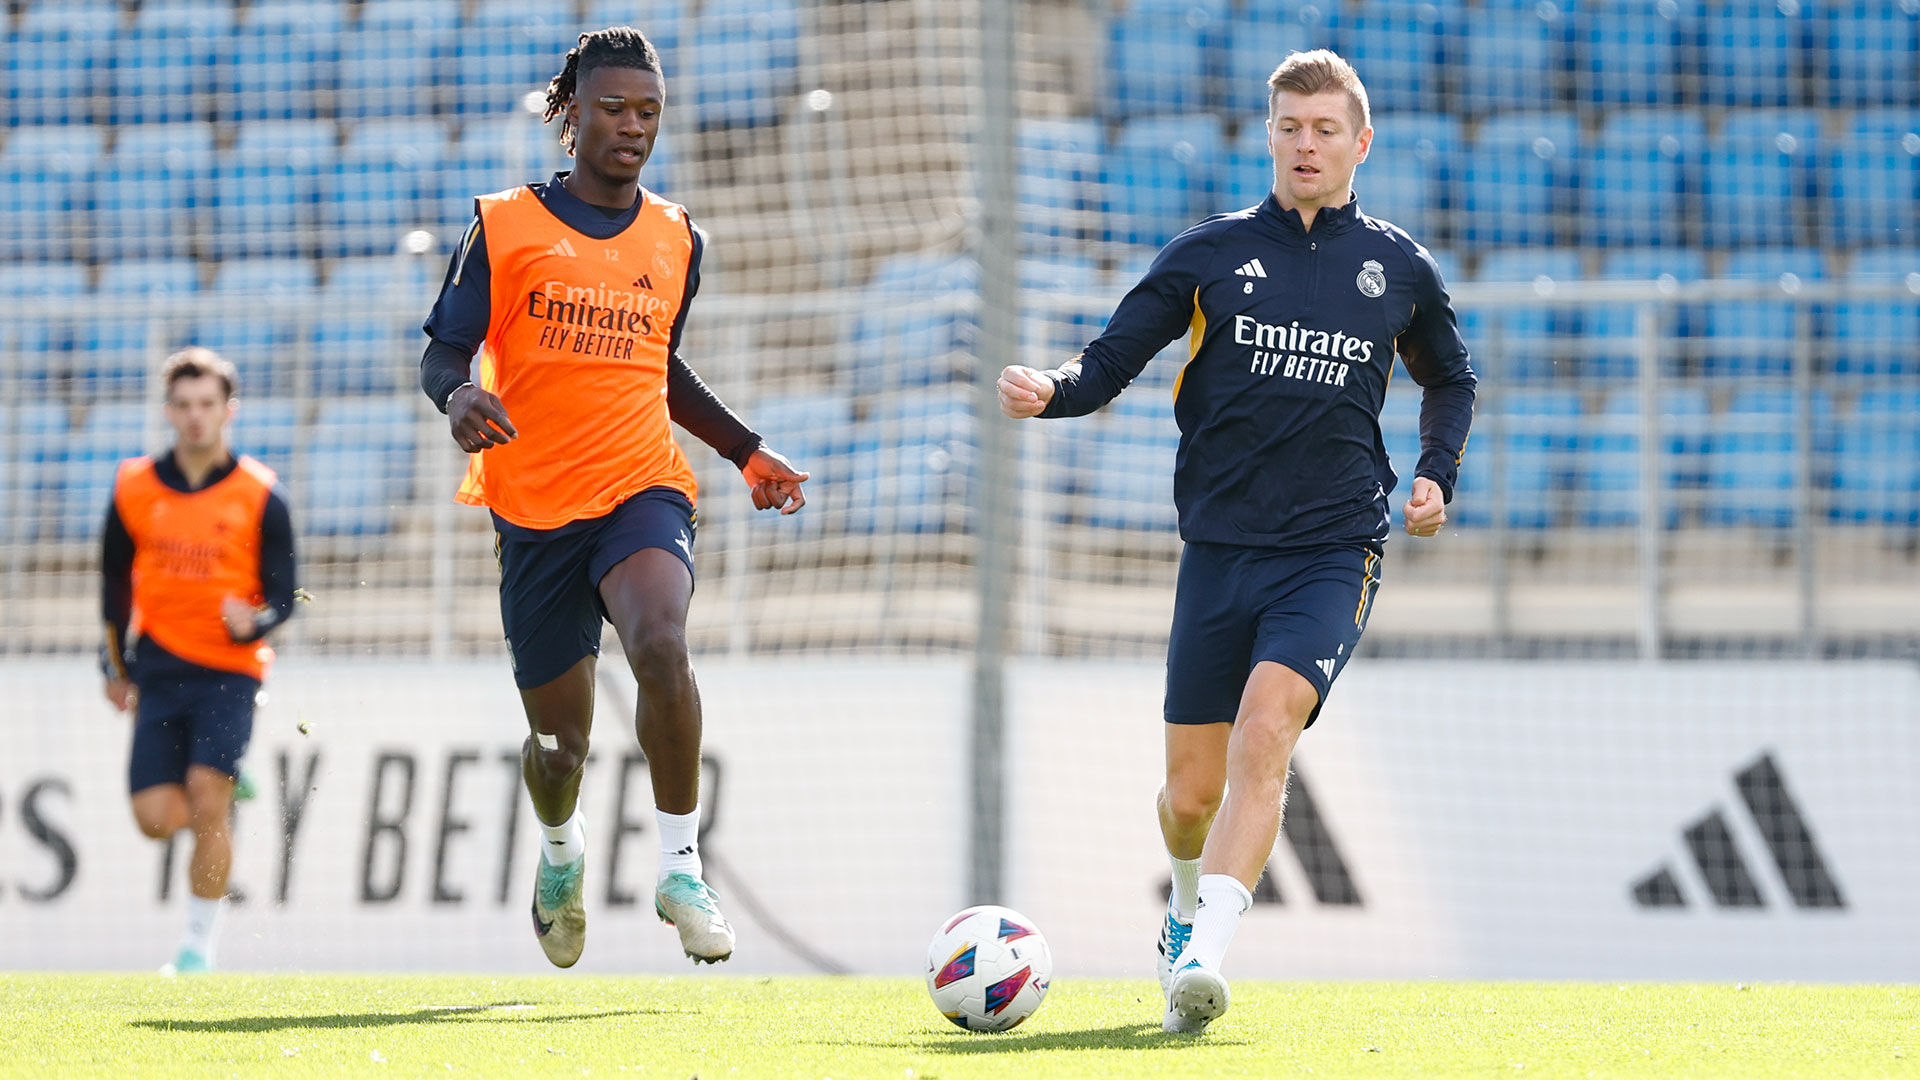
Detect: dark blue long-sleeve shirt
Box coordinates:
(1043, 192, 1477, 550)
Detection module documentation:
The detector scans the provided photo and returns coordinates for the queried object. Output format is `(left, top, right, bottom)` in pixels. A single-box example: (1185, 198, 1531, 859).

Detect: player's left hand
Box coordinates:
(220, 596, 259, 640)
(1402, 476, 1447, 538)
(741, 446, 809, 515)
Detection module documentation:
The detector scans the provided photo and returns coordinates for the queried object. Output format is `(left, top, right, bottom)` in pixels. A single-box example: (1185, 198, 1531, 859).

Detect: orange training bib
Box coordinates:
(456, 185, 699, 529)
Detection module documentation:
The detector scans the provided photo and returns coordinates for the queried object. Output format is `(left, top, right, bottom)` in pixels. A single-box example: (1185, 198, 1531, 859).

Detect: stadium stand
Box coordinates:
(0, 0, 1915, 662)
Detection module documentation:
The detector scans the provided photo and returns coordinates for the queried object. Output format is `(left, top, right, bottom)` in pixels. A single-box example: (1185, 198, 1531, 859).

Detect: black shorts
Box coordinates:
(495, 487, 697, 690)
(1164, 541, 1382, 728)
(128, 638, 260, 793)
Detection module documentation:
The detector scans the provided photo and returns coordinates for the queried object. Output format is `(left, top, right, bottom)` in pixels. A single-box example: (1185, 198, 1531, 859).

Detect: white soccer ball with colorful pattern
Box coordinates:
(924, 905, 1053, 1032)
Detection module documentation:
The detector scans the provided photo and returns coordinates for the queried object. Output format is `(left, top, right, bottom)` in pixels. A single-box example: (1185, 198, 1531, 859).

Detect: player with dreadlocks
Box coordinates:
(419, 25, 809, 969)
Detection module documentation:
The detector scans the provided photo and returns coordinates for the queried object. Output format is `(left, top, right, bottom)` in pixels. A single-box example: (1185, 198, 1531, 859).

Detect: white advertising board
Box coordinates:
(2, 658, 1914, 981)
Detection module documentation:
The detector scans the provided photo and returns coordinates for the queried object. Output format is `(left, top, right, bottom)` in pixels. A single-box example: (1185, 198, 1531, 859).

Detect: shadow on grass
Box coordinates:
(131, 1005, 658, 1034)
(856, 1020, 1251, 1054)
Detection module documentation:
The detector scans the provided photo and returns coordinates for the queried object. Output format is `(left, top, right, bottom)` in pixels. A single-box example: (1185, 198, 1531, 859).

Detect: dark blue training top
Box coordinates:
(1042, 192, 1477, 550)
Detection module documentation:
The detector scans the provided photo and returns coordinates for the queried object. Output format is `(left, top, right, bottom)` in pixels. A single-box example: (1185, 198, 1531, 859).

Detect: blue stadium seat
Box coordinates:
(195, 260, 321, 398)
(847, 389, 974, 535)
(1106, 114, 1225, 247)
(1450, 5, 1569, 117)
(91, 122, 217, 261)
(1702, 249, 1825, 375)
(1470, 249, 1585, 382)
(684, 0, 799, 128)
(1221, 3, 1333, 117)
(1356, 113, 1461, 240)
(1216, 119, 1274, 213)
(61, 402, 157, 541)
(1019, 256, 1104, 360)
(1578, 390, 1644, 527)
(449, 2, 580, 116)
(1820, 1, 1919, 108)
(0, 262, 87, 387)
(306, 399, 417, 536)
(1084, 387, 1179, 532)
(1822, 128, 1920, 250)
(3, 1, 120, 126)
(1586, 248, 1707, 378)
(322, 119, 450, 257)
(325, 254, 442, 297)
(1459, 111, 1580, 249)
(1107, 2, 1220, 120)
(1703, 388, 1830, 527)
(1580, 109, 1703, 248)
(1378, 385, 1423, 520)
(0, 126, 101, 262)
(1699, 0, 1807, 107)
(224, 1, 346, 122)
(230, 396, 301, 481)
(109, 1, 236, 126)
(1018, 118, 1106, 251)
(747, 392, 853, 537)
(5, 402, 71, 544)
(1698, 110, 1820, 249)
(0, 261, 86, 297)
(337, 0, 460, 119)
(1849, 108, 1920, 140)
(1452, 388, 1581, 529)
(850, 254, 979, 389)
(212, 119, 337, 260)
(1580, 386, 1714, 527)
(311, 260, 423, 397)
(1573, 0, 1692, 107)
(1828, 249, 1920, 376)
(1326, 1, 1447, 116)
(1830, 390, 1920, 523)
(87, 259, 201, 401)
(583, 0, 690, 64)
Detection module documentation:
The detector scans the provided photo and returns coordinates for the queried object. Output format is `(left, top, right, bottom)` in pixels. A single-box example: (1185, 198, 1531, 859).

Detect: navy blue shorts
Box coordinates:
(495, 487, 697, 690)
(1164, 541, 1382, 728)
(128, 639, 260, 794)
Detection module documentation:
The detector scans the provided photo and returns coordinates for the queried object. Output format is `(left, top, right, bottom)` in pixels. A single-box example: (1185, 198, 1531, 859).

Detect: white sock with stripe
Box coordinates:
(656, 806, 702, 882)
(1177, 874, 1252, 972)
(539, 807, 585, 866)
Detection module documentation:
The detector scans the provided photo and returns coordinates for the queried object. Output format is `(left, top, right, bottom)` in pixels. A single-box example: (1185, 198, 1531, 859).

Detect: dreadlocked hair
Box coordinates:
(542, 26, 663, 154)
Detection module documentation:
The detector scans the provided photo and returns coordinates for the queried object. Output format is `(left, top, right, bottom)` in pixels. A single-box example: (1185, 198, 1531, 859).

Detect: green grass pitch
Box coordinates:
(3, 975, 1913, 1079)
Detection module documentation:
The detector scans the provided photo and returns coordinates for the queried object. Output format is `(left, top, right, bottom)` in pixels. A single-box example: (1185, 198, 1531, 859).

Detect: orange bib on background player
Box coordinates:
(114, 455, 276, 680)
(457, 185, 699, 529)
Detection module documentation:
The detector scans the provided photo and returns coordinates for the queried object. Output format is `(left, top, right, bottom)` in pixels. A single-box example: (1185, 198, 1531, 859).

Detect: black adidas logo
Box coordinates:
(631, 274, 654, 290)
(1632, 752, 1844, 910)
(1161, 767, 1361, 907)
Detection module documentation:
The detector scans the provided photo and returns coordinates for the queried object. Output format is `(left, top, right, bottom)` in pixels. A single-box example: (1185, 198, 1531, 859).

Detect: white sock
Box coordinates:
(539, 807, 586, 866)
(1168, 855, 1202, 921)
(182, 894, 224, 961)
(1178, 874, 1252, 972)
(656, 806, 702, 882)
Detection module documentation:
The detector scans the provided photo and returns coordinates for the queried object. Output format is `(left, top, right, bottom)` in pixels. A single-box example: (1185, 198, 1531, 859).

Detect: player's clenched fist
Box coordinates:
(447, 383, 518, 454)
(997, 365, 1055, 419)
(1402, 476, 1447, 537)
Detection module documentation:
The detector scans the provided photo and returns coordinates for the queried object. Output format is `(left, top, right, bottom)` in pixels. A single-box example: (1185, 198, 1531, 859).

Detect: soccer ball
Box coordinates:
(924, 905, 1053, 1032)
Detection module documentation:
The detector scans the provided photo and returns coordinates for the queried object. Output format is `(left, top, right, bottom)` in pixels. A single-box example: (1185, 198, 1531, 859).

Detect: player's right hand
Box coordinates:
(448, 384, 517, 453)
(997, 365, 1055, 419)
(104, 677, 136, 713)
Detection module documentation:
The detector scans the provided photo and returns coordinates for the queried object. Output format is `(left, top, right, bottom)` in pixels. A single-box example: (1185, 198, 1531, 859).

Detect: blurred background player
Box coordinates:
(999, 51, 1477, 1033)
(419, 26, 809, 969)
(100, 347, 299, 975)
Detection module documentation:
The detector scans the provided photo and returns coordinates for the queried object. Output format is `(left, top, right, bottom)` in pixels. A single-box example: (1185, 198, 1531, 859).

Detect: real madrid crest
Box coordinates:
(1356, 259, 1386, 298)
